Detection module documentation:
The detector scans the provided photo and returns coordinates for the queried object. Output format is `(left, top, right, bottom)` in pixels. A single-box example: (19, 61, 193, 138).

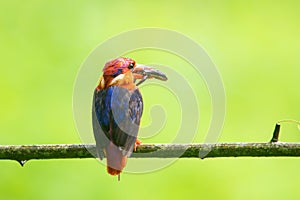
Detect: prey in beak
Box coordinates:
(133, 64, 168, 86)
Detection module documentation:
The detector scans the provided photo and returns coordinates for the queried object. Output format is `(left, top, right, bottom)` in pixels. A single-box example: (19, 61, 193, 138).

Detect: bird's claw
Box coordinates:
(134, 139, 142, 151)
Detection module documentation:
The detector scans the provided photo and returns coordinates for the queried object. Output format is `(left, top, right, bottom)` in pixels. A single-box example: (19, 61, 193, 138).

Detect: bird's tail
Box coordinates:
(105, 142, 127, 176)
(107, 166, 122, 176)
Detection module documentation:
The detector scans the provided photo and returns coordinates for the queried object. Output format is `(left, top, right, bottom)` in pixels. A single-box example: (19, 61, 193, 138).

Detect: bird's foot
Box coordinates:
(134, 139, 142, 151)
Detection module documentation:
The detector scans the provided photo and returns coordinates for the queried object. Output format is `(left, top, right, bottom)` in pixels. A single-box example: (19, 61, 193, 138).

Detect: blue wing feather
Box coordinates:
(92, 86, 143, 157)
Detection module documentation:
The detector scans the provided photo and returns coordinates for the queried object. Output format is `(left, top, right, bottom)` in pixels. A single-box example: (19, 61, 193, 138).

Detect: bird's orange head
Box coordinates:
(103, 57, 136, 77)
(97, 57, 168, 91)
(97, 57, 136, 90)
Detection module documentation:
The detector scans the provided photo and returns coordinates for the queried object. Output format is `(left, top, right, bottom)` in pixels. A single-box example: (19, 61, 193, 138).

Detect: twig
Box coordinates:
(270, 123, 281, 142)
(1, 142, 300, 166)
(1, 122, 299, 166)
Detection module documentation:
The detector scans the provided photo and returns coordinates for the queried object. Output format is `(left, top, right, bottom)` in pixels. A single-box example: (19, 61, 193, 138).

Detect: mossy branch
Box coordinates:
(1, 142, 300, 166)
(1, 122, 300, 166)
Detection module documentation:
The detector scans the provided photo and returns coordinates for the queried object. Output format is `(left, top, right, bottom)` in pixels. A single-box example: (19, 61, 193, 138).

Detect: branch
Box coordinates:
(1, 122, 299, 166)
(1, 142, 300, 166)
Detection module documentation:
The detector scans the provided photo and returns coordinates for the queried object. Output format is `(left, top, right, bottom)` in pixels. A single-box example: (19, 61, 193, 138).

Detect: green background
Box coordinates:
(1, 0, 300, 199)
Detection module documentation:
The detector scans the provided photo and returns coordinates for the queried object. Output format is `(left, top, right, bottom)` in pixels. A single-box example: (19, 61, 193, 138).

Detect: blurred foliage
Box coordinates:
(1, 0, 300, 199)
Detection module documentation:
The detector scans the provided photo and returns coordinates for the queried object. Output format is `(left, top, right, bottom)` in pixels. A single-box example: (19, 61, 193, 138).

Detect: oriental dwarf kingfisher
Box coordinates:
(92, 57, 167, 179)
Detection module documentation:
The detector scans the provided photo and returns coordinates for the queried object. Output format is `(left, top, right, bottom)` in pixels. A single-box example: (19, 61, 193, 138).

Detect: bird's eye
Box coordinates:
(128, 63, 135, 69)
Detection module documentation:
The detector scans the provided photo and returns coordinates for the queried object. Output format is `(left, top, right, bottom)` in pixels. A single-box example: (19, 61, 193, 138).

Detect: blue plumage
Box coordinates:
(93, 86, 143, 157)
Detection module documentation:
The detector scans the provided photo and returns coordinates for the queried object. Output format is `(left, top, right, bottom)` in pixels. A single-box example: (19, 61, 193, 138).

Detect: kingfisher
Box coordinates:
(92, 57, 167, 179)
